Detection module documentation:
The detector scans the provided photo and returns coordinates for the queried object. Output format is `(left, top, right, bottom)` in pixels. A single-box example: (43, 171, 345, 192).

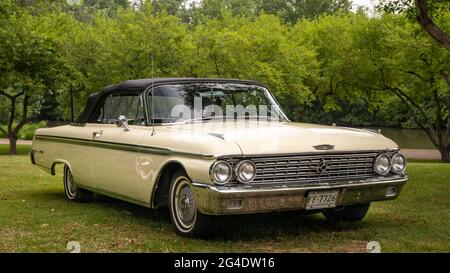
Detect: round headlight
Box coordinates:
(391, 153, 406, 173)
(373, 154, 391, 175)
(210, 161, 232, 185)
(235, 160, 256, 183)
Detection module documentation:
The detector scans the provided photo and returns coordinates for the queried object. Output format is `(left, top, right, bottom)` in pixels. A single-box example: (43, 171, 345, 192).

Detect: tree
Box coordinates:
(256, 0, 351, 23)
(416, 0, 450, 160)
(150, 0, 187, 16)
(415, 0, 450, 49)
(378, 1, 450, 161)
(0, 2, 58, 154)
(290, 15, 362, 121)
(378, 0, 450, 50)
(349, 14, 450, 161)
(53, 3, 191, 115)
(182, 0, 257, 26)
(184, 14, 318, 118)
(290, 13, 450, 162)
(67, 0, 132, 22)
(2, 0, 449, 162)
(14, 0, 132, 21)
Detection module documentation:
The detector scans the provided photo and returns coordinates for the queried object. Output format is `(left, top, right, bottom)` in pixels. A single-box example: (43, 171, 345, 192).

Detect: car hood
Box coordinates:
(166, 121, 398, 155)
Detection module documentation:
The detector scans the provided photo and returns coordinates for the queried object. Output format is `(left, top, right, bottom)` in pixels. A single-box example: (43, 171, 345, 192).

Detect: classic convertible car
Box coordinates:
(31, 78, 408, 236)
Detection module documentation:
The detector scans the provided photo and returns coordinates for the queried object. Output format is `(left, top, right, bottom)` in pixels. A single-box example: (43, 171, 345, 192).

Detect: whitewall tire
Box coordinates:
(168, 169, 217, 237)
(63, 165, 93, 203)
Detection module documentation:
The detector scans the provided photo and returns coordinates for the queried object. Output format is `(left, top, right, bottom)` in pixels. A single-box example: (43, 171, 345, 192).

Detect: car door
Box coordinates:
(88, 91, 148, 202)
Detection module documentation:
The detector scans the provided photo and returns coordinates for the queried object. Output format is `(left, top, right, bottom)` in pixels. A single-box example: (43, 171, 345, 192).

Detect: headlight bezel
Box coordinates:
(373, 154, 391, 175)
(235, 160, 257, 183)
(391, 153, 406, 174)
(209, 160, 232, 185)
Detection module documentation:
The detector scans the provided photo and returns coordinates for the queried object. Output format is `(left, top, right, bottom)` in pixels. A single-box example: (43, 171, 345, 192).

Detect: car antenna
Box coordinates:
(151, 55, 156, 136)
(70, 88, 74, 123)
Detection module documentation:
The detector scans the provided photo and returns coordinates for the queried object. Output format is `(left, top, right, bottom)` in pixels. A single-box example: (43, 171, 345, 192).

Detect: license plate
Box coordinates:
(306, 190, 339, 210)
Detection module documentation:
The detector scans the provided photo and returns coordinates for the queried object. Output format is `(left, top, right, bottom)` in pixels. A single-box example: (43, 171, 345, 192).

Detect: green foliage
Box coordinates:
(53, 4, 191, 119)
(1, 0, 450, 157)
(181, 0, 352, 25)
(19, 121, 47, 140)
(195, 0, 256, 19)
(291, 12, 450, 136)
(151, 0, 186, 16)
(255, 0, 351, 23)
(2, 1, 448, 128)
(378, 0, 450, 18)
(0, 121, 46, 140)
(185, 14, 318, 118)
(0, 3, 55, 96)
(0, 0, 61, 147)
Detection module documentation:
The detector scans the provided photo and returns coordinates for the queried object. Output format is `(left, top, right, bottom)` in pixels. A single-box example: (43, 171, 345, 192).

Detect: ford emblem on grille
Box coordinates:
(311, 159, 329, 175)
(313, 144, 335, 150)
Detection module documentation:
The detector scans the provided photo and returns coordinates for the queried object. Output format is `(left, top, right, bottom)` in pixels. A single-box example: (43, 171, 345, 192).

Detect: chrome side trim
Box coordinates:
(34, 134, 215, 159)
(215, 149, 400, 165)
(217, 149, 399, 159)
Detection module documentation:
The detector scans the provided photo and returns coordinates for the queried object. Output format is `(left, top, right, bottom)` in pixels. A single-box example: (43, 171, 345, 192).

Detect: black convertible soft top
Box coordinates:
(75, 78, 263, 123)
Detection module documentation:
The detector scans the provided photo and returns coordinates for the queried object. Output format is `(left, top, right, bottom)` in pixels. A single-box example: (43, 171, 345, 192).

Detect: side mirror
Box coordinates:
(115, 115, 130, 131)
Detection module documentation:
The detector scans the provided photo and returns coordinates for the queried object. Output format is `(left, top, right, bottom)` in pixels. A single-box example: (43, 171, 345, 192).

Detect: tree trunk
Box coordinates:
(439, 147, 450, 163)
(8, 134, 17, 155)
(415, 0, 450, 51)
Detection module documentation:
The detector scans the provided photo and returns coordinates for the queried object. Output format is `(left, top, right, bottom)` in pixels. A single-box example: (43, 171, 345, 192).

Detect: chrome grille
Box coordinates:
(224, 152, 378, 184)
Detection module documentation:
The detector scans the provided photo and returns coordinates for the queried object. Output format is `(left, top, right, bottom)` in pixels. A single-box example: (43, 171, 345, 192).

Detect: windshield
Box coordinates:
(147, 83, 288, 124)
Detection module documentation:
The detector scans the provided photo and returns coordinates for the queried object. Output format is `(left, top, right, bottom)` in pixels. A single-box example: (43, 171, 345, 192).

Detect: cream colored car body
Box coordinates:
(31, 120, 398, 208)
(31, 78, 408, 220)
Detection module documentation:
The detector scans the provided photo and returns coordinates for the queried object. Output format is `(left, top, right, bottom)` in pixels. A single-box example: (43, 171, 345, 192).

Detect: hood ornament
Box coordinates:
(207, 133, 224, 140)
(313, 144, 334, 151)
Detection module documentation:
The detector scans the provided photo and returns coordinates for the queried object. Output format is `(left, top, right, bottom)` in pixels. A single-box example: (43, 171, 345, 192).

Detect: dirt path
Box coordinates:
(401, 149, 441, 160)
(0, 139, 32, 145)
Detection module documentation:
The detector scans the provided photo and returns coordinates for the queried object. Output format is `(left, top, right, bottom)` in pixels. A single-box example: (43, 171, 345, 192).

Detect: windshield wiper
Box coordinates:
(182, 115, 284, 124)
(182, 116, 228, 124)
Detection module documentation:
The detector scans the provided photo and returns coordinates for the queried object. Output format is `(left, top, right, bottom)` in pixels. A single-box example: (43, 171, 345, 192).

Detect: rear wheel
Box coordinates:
(63, 165, 93, 203)
(323, 203, 370, 222)
(169, 169, 217, 237)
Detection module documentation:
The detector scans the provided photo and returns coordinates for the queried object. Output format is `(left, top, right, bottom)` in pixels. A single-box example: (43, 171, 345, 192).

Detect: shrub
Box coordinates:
(0, 121, 47, 140)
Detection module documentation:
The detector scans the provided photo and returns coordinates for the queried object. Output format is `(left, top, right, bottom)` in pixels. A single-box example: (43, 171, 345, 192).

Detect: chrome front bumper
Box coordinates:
(191, 175, 408, 215)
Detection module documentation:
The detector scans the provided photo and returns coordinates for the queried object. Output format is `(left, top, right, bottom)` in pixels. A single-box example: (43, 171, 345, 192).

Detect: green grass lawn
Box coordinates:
(0, 154, 449, 253)
(0, 144, 31, 156)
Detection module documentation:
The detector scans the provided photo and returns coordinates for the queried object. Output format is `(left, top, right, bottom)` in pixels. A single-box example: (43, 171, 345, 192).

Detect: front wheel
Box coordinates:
(168, 170, 217, 237)
(63, 165, 93, 203)
(323, 203, 370, 222)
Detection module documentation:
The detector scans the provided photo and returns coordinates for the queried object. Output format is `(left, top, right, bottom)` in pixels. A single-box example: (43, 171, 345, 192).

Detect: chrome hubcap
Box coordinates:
(174, 180, 197, 230)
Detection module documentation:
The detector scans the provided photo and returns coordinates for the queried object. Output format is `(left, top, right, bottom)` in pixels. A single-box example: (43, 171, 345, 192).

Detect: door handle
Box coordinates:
(92, 130, 103, 138)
